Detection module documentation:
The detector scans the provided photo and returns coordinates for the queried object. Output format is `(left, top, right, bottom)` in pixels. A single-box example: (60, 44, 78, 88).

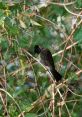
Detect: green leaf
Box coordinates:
(74, 26, 82, 42)
(0, 37, 9, 50)
(4, 17, 19, 36)
(30, 19, 42, 26)
(76, 0, 82, 8)
(19, 20, 27, 29)
(25, 113, 37, 117)
(0, 104, 2, 110)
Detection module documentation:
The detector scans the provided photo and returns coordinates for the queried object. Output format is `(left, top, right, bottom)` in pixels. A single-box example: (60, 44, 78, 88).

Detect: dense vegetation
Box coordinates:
(0, 0, 82, 117)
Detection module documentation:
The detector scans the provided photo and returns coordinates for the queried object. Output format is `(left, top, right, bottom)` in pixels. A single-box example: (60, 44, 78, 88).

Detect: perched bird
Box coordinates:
(34, 45, 62, 82)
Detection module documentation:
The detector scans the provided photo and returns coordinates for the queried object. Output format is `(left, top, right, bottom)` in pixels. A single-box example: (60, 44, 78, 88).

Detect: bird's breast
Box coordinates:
(40, 53, 52, 69)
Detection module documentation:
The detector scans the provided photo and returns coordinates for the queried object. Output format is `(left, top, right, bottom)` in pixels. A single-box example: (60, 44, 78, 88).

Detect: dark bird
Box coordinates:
(34, 45, 62, 82)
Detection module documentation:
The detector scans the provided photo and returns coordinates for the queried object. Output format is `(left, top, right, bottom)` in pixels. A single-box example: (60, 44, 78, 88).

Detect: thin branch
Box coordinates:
(64, 57, 80, 71)
(0, 88, 23, 115)
(64, 5, 82, 16)
(52, 41, 79, 57)
(56, 88, 71, 117)
(25, 54, 48, 117)
(47, 1, 76, 6)
(76, 70, 82, 75)
(64, 85, 82, 97)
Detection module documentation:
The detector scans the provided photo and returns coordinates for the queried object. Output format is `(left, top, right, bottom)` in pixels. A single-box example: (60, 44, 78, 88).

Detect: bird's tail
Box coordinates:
(50, 67, 62, 82)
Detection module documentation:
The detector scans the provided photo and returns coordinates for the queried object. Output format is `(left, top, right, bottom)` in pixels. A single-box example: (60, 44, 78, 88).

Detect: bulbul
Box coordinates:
(34, 45, 62, 82)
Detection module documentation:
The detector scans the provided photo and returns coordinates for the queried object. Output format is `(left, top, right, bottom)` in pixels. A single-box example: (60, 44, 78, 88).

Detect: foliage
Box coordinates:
(0, 0, 82, 117)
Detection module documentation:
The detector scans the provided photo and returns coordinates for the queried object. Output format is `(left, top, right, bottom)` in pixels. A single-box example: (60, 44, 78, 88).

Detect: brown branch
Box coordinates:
(47, 1, 76, 6)
(52, 41, 79, 57)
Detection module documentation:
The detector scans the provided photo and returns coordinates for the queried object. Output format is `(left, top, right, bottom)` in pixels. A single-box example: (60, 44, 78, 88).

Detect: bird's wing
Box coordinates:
(45, 49, 55, 69)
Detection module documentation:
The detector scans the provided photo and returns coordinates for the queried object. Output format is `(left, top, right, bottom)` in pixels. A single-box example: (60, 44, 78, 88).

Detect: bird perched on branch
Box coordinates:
(34, 45, 62, 82)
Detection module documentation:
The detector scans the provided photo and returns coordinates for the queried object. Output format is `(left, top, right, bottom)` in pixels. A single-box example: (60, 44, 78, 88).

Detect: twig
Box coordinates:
(76, 70, 82, 75)
(51, 84, 55, 117)
(64, 57, 80, 71)
(0, 88, 23, 116)
(71, 102, 77, 115)
(56, 88, 71, 117)
(25, 54, 48, 117)
(64, 84, 82, 97)
(47, 1, 76, 6)
(64, 5, 82, 16)
(52, 41, 79, 57)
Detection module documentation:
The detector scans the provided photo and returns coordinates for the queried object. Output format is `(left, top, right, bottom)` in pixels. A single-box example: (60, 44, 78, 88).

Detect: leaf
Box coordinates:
(19, 20, 27, 29)
(76, 0, 82, 8)
(4, 17, 19, 36)
(0, 16, 5, 28)
(25, 113, 37, 117)
(74, 26, 82, 42)
(0, 104, 2, 110)
(30, 19, 42, 26)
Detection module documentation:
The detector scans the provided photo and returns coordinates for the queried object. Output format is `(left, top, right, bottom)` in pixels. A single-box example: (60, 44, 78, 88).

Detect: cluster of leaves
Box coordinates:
(0, 0, 82, 117)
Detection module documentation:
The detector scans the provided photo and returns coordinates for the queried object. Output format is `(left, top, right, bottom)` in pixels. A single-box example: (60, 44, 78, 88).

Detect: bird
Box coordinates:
(34, 45, 62, 82)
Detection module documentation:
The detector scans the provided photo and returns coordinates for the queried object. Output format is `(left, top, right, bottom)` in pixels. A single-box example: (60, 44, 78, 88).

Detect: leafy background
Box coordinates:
(0, 0, 82, 117)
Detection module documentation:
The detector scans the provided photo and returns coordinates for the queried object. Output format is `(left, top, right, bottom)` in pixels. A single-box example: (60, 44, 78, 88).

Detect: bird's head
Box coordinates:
(34, 45, 41, 54)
